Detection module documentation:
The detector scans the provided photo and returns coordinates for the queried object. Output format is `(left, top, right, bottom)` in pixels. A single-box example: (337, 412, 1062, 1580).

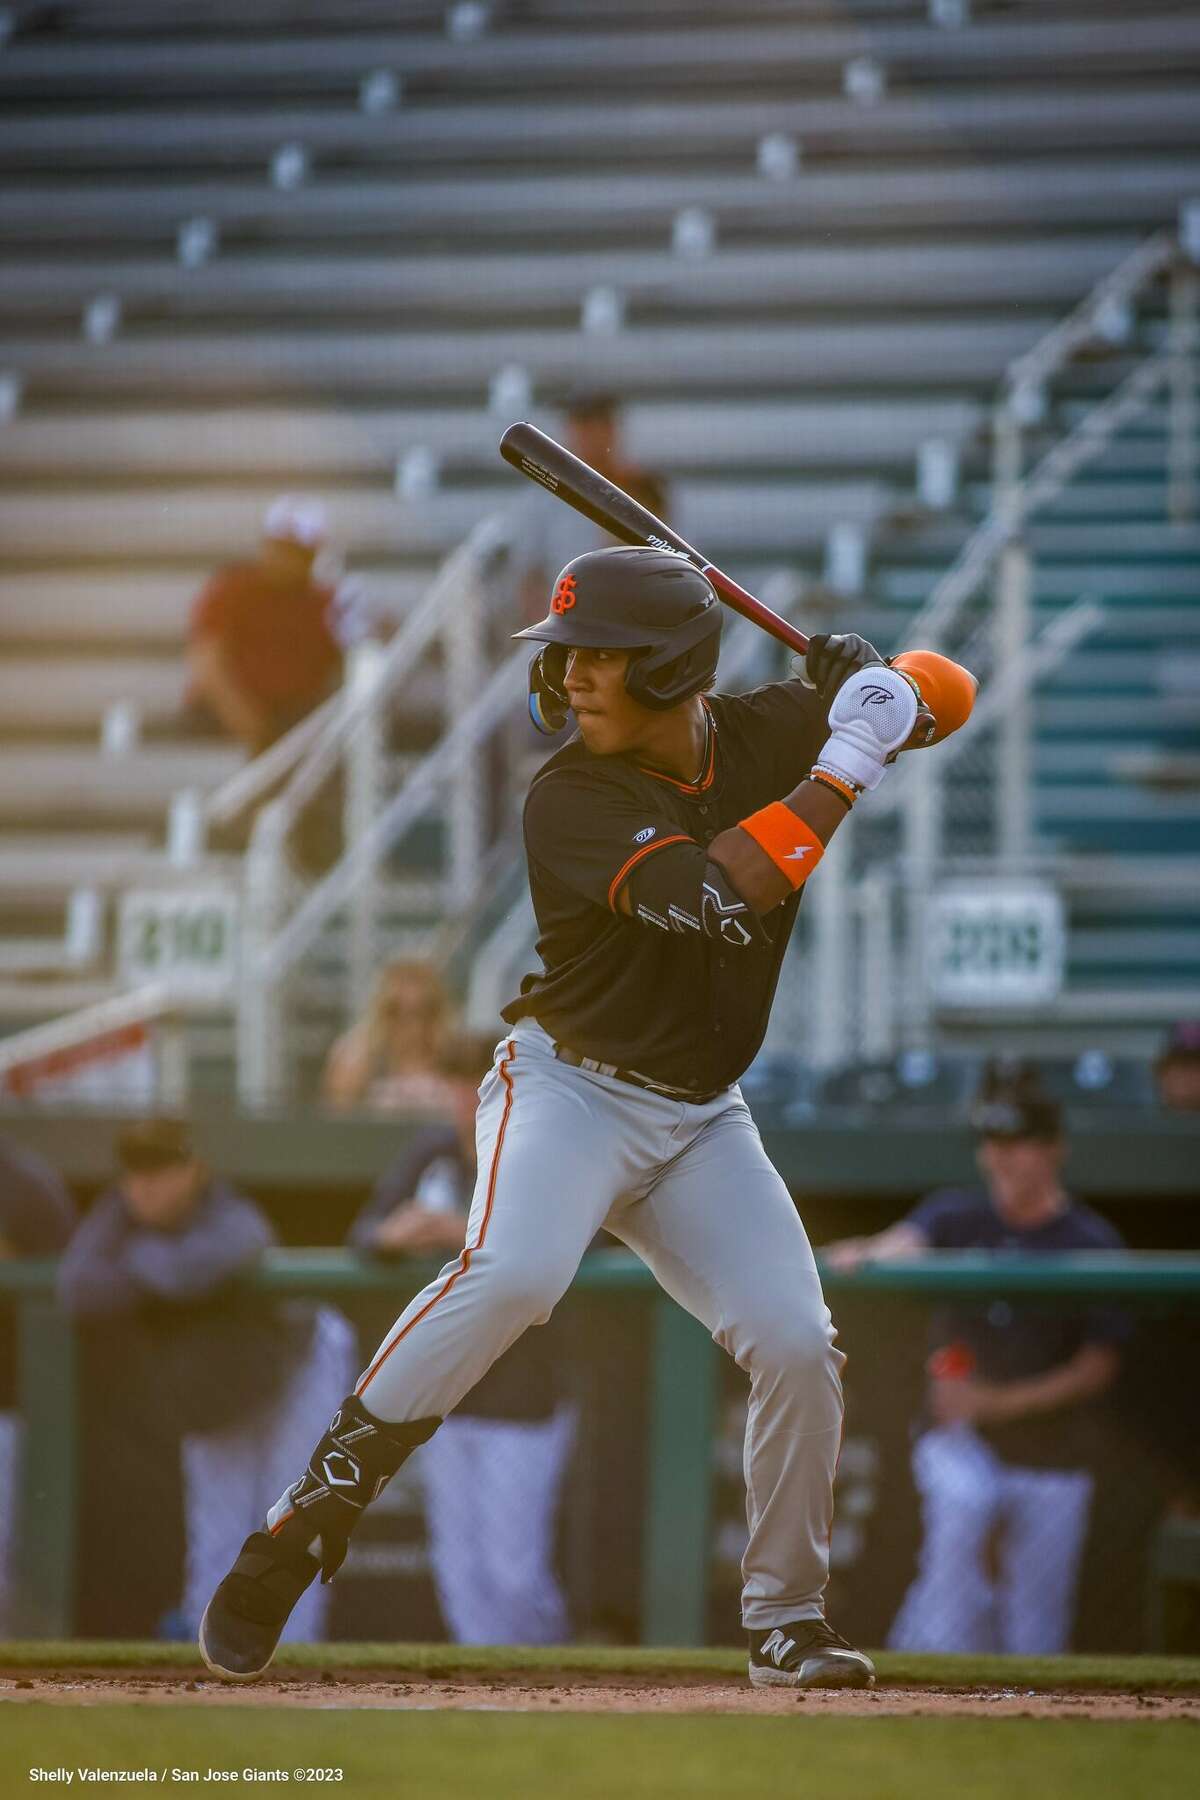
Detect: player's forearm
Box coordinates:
(856, 1221, 929, 1263)
(709, 781, 849, 913)
(989, 1344, 1120, 1423)
(710, 665, 921, 914)
(822, 1221, 928, 1272)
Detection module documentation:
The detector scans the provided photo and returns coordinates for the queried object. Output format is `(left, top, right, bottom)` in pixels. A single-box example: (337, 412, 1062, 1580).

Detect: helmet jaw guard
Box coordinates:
(516, 546, 722, 731)
(624, 602, 723, 711)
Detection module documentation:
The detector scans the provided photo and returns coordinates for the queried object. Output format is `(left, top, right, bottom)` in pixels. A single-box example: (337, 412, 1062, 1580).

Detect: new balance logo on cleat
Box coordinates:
(761, 1629, 797, 1667)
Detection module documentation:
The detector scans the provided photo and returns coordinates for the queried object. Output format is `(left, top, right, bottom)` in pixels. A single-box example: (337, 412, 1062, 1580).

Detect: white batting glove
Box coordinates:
(819, 664, 918, 792)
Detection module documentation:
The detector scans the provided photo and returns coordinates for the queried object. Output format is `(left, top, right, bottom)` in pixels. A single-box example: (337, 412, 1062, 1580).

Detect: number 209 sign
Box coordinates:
(118, 890, 239, 990)
(928, 881, 1065, 1010)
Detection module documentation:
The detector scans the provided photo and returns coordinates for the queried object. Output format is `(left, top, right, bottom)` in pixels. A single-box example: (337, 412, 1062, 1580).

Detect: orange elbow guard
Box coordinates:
(738, 802, 825, 889)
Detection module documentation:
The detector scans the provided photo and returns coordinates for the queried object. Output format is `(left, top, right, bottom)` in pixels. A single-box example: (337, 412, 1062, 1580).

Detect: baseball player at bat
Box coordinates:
(200, 543, 975, 1689)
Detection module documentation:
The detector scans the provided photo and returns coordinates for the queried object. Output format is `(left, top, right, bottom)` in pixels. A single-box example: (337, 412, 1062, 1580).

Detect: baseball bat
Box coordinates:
(499, 420, 810, 655)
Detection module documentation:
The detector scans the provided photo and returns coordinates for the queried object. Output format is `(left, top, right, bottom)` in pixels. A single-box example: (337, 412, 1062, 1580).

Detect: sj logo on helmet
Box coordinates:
(551, 573, 578, 614)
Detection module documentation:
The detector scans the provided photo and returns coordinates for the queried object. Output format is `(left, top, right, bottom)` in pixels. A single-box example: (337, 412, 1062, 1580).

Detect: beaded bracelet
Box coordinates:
(808, 765, 860, 810)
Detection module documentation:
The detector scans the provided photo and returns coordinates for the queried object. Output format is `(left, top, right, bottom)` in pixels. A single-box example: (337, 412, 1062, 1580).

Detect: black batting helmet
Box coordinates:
(514, 546, 722, 734)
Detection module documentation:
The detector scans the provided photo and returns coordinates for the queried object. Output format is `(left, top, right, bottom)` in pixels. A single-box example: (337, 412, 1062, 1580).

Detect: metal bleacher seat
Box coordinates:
(4, 161, 1198, 249)
(0, 746, 240, 826)
(0, 657, 185, 730)
(3, 319, 1067, 400)
(0, 399, 985, 480)
(3, 10, 1198, 100)
(0, 479, 893, 563)
(0, 239, 1146, 325)
(0, 569, 430, 642)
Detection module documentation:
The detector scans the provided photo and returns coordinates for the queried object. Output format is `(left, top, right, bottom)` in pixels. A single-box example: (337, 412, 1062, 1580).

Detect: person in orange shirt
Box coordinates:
(187, 496, 344, 756)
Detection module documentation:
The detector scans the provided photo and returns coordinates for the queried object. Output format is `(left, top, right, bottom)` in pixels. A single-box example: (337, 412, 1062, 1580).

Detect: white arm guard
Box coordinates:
(818, 665, 918, 793)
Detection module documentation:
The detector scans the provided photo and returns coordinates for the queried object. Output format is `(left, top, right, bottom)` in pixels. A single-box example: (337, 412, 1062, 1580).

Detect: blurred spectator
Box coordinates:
(349, 1041, 574, 1643)
(1154, 1021, 1200, 1112)
(322, 959, 462, 1114)
(826, 1063, 1127, 1654)
(500, 393, 669, 633)
(186, 495, 344, 756)
(0, 1138, 76, 1632)
(58, 1118, 353, 1641)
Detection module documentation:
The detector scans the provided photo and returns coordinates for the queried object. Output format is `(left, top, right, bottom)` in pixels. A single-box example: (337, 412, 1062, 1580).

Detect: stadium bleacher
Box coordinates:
(0, 0, 1198, 1077)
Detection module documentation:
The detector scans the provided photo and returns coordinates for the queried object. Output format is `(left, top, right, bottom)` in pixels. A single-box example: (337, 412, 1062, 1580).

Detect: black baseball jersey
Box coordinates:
(501, 677, 830, 1093)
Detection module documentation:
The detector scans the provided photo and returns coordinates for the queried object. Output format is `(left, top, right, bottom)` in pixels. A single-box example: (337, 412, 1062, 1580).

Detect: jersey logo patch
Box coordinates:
(634, 826, 656, 844)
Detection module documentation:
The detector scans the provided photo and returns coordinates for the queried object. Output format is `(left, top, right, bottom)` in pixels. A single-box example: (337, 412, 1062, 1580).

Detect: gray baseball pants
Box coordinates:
(354, 1019, 845, 1629)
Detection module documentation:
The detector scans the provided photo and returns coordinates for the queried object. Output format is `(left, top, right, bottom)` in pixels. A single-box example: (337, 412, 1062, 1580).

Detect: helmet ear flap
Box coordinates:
(625, 606, 722, 710)
(528, 643, 570, 736)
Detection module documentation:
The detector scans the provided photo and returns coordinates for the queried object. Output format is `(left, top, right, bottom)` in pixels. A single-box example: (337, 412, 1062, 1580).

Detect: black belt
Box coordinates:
(553, 1042, 722, 1105)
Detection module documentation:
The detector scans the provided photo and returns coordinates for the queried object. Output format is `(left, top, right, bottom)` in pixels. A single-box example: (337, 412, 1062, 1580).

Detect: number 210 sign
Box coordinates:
(118, 889, 239, 990)
(928, 882, 1065, 1009)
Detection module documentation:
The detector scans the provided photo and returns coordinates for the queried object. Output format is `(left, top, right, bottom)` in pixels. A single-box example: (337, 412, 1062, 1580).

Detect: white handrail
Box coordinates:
(1007, 227, 1175, 398)
(0, 979, 225, 1077)
(902, 353, 1170, 653)
(204, 692, 341, 826)
(260, 515, 509, 840)
(878, 593, 1104, 816)
(259, 647, 529, 982)
(203, 514, 508, 830)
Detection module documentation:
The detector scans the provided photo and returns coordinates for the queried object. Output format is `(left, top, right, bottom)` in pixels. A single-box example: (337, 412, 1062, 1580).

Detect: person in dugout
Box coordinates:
(826, 1063, 1128, 1654)
(57, 1118, 354, 1641)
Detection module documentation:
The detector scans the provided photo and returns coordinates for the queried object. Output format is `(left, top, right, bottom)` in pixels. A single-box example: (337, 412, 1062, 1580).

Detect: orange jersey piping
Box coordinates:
(607, 833, 695, 912)
(635, 699, 717, 793)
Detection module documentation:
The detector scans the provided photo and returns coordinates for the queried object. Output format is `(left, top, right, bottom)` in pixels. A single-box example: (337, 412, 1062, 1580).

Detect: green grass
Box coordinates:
(2, 1639, 1199, 1692)
(1, 1707, 1197, 1800)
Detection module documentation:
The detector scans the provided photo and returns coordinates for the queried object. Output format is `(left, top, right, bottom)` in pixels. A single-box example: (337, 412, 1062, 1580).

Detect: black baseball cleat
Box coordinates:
(748, 1619, 876, 1690)
(199, 1532, 320, 1682)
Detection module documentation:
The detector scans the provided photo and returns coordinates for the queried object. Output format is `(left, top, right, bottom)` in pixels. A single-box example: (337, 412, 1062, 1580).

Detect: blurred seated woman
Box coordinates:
(321, 958, 462, 1114)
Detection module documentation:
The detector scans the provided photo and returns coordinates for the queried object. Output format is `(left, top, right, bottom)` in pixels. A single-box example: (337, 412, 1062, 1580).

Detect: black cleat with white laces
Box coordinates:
(748, 1619, 876, 1689)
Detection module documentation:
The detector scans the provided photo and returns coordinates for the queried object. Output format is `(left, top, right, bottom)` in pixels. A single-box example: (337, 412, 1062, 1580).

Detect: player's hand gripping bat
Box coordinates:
(499, 420, 976, 747)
